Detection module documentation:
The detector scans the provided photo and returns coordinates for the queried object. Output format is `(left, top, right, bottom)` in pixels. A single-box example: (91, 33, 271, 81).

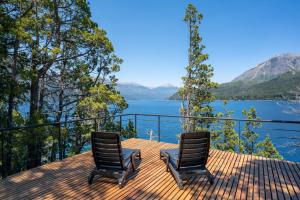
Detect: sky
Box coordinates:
(89, 0, 300, 87)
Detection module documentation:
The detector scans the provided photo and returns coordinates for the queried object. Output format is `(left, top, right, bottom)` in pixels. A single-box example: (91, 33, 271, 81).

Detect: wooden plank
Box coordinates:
(240, 154, 251, 200)
(266, 157, 278, 199)
(228, 153, 245, 200)
(222, 151, 243, 199)
(233, 154, 248, 200)
(262, 157, 271, 200)
(246, 154, 255, 200)
(253, 156, 261, 199)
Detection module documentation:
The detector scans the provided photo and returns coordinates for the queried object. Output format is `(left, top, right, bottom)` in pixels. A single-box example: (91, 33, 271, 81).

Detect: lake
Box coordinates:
(122, 100, 300, 162)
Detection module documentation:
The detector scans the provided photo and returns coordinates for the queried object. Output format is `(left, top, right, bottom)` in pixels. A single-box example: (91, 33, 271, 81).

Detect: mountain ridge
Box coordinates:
(117, 83, 178, 100)
(232, 53, 300, 83)
(169, 53, 300, 100)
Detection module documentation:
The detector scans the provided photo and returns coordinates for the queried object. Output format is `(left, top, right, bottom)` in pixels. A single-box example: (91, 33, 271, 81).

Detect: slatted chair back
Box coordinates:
(91, 131, 124, 171)
(177, 131, 210, 171)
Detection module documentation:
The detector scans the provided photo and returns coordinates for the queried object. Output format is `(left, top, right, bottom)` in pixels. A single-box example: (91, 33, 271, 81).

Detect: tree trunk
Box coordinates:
(39, 74, 45, 111)
(5, 38, 19, 175)
(27, 69, 42, 169)
(183, 21, 193, 132)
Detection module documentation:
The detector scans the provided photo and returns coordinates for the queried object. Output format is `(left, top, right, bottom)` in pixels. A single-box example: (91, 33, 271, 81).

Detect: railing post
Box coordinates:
(238, 121, 241, 153)
(134, 114, 137, 133)
(119, 115, 122, 132)
(94, 119, 98, 131)
(1, 131, 4, 178)
(58, 122, 62, 160)
(193, 118, 196, 131)
(158, 116, 161, 142)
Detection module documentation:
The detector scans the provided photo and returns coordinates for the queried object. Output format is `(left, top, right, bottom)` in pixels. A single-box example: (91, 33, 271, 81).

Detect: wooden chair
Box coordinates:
(88, 131, 141, 187)
(160, 131, 214, 189)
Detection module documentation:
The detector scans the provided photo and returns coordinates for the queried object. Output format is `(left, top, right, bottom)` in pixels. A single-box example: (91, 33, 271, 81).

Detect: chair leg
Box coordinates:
(88, 170, 96, 185)
(178, 181, 184, 190)
(131, 155, 136, 172)
(131, 150, 141, 171)
(206, 168, 214, 184)
(169, 164, 184, 190)
(165, 154, 170, 172)
(118, 171, 127, 188)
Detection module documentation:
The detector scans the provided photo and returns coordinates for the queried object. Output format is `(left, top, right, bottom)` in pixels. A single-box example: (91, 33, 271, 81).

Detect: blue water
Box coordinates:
(122, 100, 300, 162)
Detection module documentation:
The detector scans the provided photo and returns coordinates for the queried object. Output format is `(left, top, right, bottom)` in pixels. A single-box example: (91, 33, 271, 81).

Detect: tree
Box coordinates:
(0, 1, 32, 176)
(179, 3, 217, 132)
(22, 0, 126, 168)
(0, 0, 126, 174)
(241, 108, 261, 154)
(123, 120, 137, 139)
(256, 135, 282, 159)
(72, 84, 127, 154)
(241, 107, 282, 159)
(77, 84, 127, 119)
(215, 101, 240, 152)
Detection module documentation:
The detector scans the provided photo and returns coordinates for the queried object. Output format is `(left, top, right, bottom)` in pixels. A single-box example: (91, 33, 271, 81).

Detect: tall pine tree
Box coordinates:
(179, 3, 217, 132)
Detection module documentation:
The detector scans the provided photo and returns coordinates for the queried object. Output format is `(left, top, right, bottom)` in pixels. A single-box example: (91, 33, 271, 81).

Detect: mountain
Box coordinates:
(233, 53, 300, 83)
(117, 83, 178, 100)
(169, 53, 300, 100)
(213, 71, 300, 100)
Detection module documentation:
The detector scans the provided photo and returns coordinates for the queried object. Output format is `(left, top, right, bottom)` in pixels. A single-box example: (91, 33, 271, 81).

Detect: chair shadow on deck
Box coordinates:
(90, 158, 142, 185)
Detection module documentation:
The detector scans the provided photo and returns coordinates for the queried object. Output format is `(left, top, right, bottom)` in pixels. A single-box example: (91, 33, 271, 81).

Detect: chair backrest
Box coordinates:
(177, 131, 210, 171)
(91, 131, 124, 171)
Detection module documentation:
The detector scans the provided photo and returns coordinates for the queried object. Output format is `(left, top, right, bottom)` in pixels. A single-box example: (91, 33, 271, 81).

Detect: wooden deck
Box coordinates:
(1, 138, 300, 200)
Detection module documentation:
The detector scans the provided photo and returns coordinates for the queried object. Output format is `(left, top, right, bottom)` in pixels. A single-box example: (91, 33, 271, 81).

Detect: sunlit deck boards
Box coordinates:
(1, 138, 300, 200)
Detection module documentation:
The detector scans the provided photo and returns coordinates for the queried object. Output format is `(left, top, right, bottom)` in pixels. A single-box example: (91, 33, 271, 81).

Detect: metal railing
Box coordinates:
(1, 113, 300, 179)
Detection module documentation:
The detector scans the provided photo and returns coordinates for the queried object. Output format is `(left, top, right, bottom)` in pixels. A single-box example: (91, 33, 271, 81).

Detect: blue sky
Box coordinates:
(89, 0, 300, 87)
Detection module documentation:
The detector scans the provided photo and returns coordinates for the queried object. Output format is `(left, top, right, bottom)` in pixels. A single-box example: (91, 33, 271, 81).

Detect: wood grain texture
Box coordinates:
(0, 138, 299, 200)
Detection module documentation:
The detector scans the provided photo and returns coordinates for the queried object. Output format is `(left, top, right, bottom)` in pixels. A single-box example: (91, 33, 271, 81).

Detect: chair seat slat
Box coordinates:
(94, 147, 119, 154)
(183, 138, 209, 144)
(182, 143, 208, 149)
(93, 143, 119, 149)
(93, 138, 119, 144)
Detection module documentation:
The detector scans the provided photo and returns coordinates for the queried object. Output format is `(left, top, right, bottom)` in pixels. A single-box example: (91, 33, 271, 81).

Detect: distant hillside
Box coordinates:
(213, 71, 300, 100)
(117, 83, 178, 100)
(233, 53, 300, 83)
(170, 53, 300, 100)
